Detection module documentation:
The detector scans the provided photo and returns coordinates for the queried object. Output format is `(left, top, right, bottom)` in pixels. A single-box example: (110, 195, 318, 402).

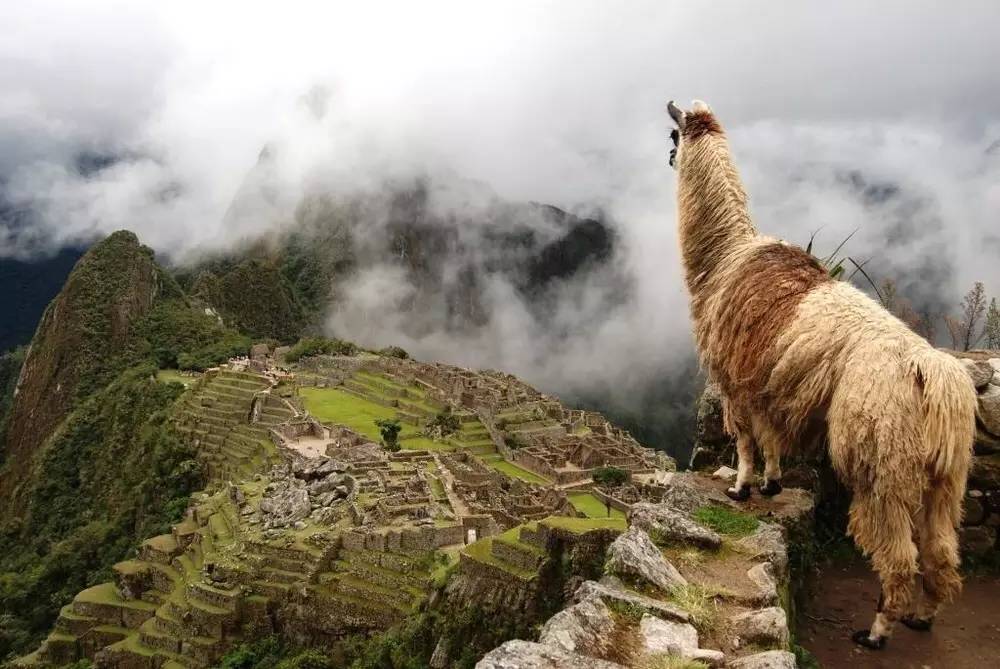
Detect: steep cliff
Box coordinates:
(0, 231, 174, 507)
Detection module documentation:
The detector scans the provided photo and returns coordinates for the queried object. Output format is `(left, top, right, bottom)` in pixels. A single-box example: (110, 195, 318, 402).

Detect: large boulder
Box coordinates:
(731, 607, 790, 648)
(605, 527, 687, 593)
(259, 480, 311, 527)
(538, 598, 617, 657)
(961, 358, 995, 390)
(629, 503, 723, 550)
(574, 580, 690, 623)
(727, 650, 798, 669)
(979, 384, 1000, 437)
(475, 640, 625, 669)
(639, 615, 726, 667)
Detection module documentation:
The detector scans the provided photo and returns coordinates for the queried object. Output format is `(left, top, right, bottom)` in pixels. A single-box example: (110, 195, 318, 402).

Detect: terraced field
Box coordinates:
(174, 369, 283, 482)
(301, 370, 556, 484)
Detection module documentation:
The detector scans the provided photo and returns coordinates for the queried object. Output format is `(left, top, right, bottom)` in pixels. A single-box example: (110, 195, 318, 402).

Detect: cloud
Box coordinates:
(2, 1, 1000, 428)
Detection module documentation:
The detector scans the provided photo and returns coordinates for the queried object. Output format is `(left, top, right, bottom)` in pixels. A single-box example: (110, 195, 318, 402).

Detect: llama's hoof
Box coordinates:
(725, 485, 751, 502)
(901, 615, 933, 631)
(759, 480, 783, 496)
(851, 630, 887, 650)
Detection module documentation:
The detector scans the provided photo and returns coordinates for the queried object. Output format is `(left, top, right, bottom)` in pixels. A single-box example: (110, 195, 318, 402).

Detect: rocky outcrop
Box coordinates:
(477, 472, 810, 668)
(629, 502, 722, 549)
(605, 526, 687, 592)
(477, 640, 625, 668)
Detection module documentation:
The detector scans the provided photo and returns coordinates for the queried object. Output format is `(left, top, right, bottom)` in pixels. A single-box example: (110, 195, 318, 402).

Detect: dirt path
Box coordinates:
(800, 557, 1000, 668)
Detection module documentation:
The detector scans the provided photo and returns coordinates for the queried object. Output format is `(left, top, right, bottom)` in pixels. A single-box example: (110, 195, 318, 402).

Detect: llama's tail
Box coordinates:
(907, 348, 976, 485)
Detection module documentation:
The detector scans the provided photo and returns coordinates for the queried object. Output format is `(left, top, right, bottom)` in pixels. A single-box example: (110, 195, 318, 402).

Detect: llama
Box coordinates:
(666, 100, 977, 649)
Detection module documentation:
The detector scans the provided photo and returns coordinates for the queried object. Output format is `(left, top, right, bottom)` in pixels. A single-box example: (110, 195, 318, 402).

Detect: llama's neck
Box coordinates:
(676, 134, 758, 294)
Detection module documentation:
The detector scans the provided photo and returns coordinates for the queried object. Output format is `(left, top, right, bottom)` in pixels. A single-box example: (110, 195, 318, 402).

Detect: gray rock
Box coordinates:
(606, 527, 687, 593)
(639, 614, 697, 652)
(746, 562, 779, 606)
(736, 523, 788, 579)
(259, 481, 311, 527)
(962, 359, 995, 390)
(639, 615, 726, 667)
(657, 473, 722, 514)
(964, 490, 987, 525)
(538, 598, 616, 656)
(979, 384, 1000, 437)
(429, 638, 449, 669)
(475, 640, 625, 669)
(727, 650, 797, 669)
(713, 466, 738, 481)
(630, 503, 723, 550)
(575, 580, 690, 623)
(731, 607, 789, 648)
(959, 525, 996, 556)
(970, 455, 1000, 489)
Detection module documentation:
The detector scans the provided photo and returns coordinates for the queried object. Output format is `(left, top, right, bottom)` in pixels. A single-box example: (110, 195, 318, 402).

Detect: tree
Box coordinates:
(945, 282, 988, 351)
(986, 298, 1000, 350)
(375, 418, 402, 452)
(592, 466, 629, 487)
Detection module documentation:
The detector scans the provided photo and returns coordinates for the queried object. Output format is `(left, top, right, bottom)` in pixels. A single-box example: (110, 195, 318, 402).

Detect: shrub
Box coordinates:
(593, 466, 629, 487)
(140, 299, 249, 370)
(285, 337, 358, 362)
(424, 407, 460, 440)
(378, 345, 410, 359)
(505, 433, 526, 450)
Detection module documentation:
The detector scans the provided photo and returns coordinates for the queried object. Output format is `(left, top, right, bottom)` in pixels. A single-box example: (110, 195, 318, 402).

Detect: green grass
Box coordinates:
(692, 506, 759, 537)
(668, 583, 724, 634)
(567, 492, 626, 520)
(299, 387, 423, 442)
(485, 458, 549, 484)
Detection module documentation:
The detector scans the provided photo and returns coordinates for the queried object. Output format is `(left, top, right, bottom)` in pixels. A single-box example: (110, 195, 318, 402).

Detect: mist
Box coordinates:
(2, 1, 1000, 450)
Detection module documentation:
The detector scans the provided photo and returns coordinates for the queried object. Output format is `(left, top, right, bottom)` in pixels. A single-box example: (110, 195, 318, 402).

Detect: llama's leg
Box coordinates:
(753, 416, 783, 496)
(902, 478, 964, 631)
(721, 398, 754, 501)
(726, 430, 755, 502)
(848, 491, 920, 649)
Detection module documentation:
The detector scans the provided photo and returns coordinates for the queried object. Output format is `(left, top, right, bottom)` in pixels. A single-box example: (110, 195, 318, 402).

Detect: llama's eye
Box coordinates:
(670, 128, 679, 147)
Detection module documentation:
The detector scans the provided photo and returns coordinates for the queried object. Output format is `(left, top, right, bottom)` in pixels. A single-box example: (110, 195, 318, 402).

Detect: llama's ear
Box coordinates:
(667, 100, 686, 130)
(691, 99, 712, 113)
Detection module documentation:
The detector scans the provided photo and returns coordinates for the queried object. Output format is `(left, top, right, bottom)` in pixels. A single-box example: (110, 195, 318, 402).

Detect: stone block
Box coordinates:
(964, 490, 987, 525)
(959, 526, 996, 556)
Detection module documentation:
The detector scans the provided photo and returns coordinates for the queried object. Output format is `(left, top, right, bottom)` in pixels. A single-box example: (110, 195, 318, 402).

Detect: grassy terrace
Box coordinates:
(298, 386, 441, 450)
(567, 492, 626, 520)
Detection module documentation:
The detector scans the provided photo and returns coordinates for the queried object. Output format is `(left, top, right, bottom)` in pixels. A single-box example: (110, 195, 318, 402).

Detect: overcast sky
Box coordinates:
(2, 1, 999, 400)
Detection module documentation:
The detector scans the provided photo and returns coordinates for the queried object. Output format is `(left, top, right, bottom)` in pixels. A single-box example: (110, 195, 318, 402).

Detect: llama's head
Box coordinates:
(667, 99, 722, 169)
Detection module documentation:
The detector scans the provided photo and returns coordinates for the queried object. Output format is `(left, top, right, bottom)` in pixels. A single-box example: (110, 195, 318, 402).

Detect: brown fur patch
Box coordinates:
(708, 243, 831, 401)
(683, 110, 723, 139)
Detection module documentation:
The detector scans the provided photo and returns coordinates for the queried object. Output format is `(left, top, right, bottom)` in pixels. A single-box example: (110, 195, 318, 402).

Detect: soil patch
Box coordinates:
(800, 556, 1000, 668)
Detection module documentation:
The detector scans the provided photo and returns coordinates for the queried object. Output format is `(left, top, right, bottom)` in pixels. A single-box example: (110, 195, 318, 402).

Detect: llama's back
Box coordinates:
(773, 280, 976, 486)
